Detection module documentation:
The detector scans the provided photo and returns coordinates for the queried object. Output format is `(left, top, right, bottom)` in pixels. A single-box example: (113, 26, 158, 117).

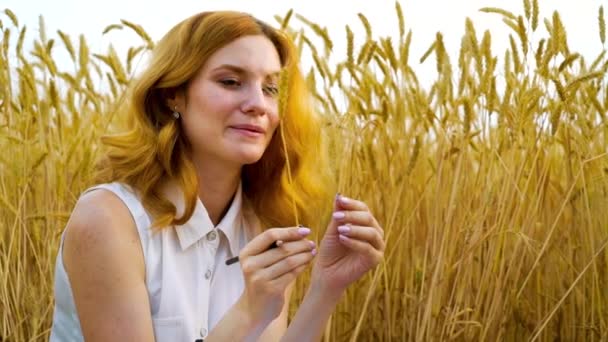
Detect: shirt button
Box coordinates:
(204, 269, 212, 279)
(206, 230, 217, 241)
(200, 327, 208, 338)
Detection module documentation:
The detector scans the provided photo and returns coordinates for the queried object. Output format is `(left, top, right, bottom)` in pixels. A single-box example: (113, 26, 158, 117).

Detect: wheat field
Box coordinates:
(1, 0, 608, 341)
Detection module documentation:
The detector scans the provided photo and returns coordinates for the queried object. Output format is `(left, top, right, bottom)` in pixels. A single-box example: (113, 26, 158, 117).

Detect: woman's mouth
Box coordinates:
(229, 124, 265, 137)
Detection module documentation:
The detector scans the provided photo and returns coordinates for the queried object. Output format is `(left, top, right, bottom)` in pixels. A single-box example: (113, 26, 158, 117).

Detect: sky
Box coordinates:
(2, 0, 606, 86)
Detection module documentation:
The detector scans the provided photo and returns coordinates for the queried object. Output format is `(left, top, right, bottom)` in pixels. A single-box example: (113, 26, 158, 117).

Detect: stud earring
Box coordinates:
(172, 106, 180, 119)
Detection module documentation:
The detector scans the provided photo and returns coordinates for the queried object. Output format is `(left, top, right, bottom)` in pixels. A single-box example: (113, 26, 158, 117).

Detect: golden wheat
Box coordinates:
(1, 1, 608, 341)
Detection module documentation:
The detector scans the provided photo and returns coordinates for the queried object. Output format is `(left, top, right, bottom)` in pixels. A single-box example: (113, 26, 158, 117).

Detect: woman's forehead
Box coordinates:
(203, 35, 282, 76)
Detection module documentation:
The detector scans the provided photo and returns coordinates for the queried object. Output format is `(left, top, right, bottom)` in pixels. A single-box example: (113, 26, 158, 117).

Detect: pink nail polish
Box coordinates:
(339, 235, 349, 242)
(332, 211, 345, 219)
(311, 248, 317, 256)
(298, 227, 311, 235)
(338, 225, 350, 234)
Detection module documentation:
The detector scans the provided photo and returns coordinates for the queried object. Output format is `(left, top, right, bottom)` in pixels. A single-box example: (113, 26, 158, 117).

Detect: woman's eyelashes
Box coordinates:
(217, 78, 278, 97)
(218, 78, 240, 87)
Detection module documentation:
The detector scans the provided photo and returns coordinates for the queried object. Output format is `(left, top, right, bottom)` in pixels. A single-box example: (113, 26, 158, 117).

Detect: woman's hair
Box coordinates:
(95, 11, 331, 230)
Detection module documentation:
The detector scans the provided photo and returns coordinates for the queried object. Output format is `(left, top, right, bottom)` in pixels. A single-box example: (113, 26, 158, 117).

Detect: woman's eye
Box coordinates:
(219, 79, 240, 87)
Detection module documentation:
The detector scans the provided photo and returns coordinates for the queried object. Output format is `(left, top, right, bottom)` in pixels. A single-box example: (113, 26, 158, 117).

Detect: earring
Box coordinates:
(172, 106, 180, 119)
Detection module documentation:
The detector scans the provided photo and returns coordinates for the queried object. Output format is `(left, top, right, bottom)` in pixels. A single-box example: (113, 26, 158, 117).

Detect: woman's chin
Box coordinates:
(231, 149, 265, 166)
(239, 156, 263, 165)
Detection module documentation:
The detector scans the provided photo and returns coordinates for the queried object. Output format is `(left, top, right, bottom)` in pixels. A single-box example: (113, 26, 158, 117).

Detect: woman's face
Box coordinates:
(176, 34, 282, 168)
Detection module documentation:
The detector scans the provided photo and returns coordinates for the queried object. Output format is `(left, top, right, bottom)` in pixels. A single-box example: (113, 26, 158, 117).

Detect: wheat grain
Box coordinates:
(480, 7, 518, 21)
(532, 0, 540, 30)
(346, 25, 354, 65)
(600, 6, 606, 45)
(120, 19, 154, 49)
(395, 1, 405, 41)
(558, 53, 580, 72)
(3, 9, 18, 27)
(280, 9, 293, 30)
(357, 13, 372, 40)
(57, 30, 76, 62)
(102, 23, 123, 35)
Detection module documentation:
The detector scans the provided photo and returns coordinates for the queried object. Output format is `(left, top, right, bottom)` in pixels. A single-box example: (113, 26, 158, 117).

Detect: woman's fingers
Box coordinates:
(334, 195, 384, 237)
(240, 226, 311, 257)
(333, 210, 382, 234)
(261, 248, 316, 280)
(337, 224, 384, 251)
(337, 234, 383, 264)
(335, 194, 369, 212)
(250, 239, 316, 269)
(270, 263, 310, 288)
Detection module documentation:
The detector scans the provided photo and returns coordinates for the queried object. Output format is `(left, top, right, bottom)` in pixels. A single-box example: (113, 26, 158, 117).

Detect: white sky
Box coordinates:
(3, 0, 606, 86)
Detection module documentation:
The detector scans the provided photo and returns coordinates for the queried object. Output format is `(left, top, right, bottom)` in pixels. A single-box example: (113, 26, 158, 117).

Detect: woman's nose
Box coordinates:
(240, 84, 268, 116)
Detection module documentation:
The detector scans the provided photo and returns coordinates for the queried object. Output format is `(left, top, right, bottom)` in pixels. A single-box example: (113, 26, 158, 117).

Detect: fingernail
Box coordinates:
(308, 240, 316, 248)
(332, 211, 345, 219)
(338, 225, 350, 234)
(311, 248, 317, 256)
(298, 227, 311, 235)
(339, 196, 350, 204)
(276, 240, 284, 247)
(339, 235, 349, 242)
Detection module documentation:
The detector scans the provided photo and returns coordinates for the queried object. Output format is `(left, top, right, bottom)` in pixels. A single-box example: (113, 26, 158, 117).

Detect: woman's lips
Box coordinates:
(229, 125, 265, 137)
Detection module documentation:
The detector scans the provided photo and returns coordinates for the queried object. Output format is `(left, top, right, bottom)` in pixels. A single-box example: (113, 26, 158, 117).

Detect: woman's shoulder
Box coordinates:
(80, 182, 148, 220)
(67, 183, 141, 243)
(63, 182, 149, 252)
(83, 181, 138, 201)
(61, 182, 147, 278)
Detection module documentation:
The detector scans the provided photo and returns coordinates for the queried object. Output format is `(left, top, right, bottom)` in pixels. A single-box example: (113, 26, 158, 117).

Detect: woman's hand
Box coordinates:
(311, 194, 385, 294)
(235, 226, 316, 329)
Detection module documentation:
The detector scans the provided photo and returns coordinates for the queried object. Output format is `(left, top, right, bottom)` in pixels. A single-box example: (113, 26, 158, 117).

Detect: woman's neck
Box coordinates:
(192, 156, 242, 226)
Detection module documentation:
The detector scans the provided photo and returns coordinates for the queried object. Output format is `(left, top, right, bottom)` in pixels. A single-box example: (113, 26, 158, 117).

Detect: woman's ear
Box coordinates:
(163, 87, 185, 112)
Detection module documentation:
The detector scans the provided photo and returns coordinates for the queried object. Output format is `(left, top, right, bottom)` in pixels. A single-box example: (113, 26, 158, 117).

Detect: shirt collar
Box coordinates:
(164, 181, 244, 253)
(215, 184, 243, 257)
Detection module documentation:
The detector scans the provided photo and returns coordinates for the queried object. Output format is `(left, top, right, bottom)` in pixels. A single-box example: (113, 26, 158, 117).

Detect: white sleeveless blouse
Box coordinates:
(50, 181, 260, 341)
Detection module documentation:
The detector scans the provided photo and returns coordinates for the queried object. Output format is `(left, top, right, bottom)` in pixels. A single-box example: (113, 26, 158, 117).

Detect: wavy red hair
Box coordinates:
(95, 11, 331, 230)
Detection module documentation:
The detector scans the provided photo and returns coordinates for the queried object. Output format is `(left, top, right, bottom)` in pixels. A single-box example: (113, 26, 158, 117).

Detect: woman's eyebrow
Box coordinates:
(212, 64, 246, 75)
(211, 64, 281, 79)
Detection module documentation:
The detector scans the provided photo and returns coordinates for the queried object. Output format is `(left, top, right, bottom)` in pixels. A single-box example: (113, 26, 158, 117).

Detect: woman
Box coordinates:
(50, 10, 385, 341)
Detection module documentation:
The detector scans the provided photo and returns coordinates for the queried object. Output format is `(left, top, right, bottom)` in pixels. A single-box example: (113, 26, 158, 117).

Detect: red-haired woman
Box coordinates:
(50, 11, 385, 342)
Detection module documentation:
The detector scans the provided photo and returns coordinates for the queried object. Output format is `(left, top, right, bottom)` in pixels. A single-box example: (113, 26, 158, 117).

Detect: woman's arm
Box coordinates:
(281, 194, 385, 342)
(256, 282, 294, 341)
(206, 228, 316, 341)
(62, 190, 155, 341)
(280, 278, 343, 342)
